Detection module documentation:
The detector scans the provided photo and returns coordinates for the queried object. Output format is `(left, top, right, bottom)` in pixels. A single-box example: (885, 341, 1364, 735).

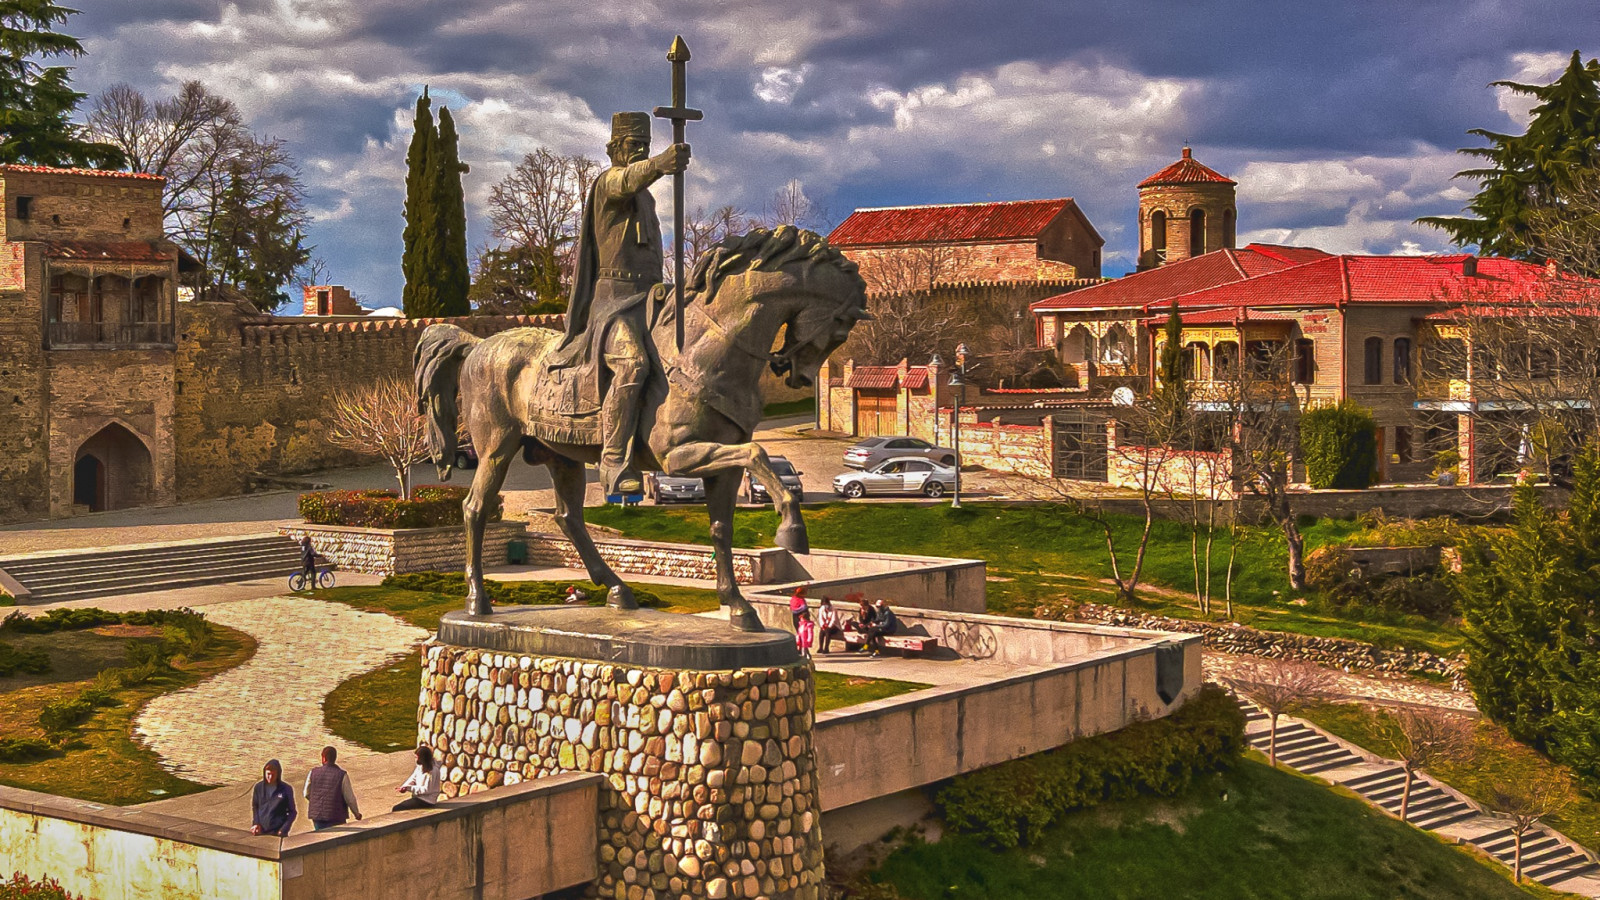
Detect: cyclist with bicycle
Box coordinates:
(299, 536, 317, 584)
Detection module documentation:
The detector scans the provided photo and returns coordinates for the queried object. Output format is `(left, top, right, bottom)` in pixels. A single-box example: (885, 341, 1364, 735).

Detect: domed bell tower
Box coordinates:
(1137, 147, 1237, 270)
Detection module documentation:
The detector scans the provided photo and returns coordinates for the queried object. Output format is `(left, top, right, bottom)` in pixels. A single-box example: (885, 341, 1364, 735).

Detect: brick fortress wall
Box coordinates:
(0, 243, 47, 522)
(173, 302, 562, 501)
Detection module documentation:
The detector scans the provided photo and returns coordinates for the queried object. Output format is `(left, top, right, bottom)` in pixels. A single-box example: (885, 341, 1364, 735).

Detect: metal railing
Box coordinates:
(47, 321, 176, 348)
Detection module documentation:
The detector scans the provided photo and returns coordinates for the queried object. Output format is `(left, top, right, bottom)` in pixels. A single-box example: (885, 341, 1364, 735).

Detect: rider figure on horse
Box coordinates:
(550, 111, 690, 496)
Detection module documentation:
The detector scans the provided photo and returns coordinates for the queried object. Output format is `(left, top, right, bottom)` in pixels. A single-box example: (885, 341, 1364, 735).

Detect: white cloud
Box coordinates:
(754, 65, 813, 104)
(1496, 50, 1571, 125)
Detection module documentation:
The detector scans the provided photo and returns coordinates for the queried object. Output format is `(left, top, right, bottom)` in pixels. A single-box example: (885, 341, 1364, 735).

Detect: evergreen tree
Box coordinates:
(1154, 300, 1189, 432)
(401, 88, 438, 317)
(1421, 51, 1600, 261)
(432, 107, 470, 316)
(0, 0, 123, 168)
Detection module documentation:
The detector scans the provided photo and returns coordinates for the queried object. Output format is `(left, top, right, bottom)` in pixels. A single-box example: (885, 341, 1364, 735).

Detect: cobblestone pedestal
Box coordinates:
(420, 607, 824, 900)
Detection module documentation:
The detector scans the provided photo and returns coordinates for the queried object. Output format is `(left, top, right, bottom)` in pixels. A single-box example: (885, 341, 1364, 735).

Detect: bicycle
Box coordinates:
(288, 567, 336, 591)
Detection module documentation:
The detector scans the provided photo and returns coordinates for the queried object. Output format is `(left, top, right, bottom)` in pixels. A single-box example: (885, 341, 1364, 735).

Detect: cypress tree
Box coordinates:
(1421, 51, 1600, 262)
(402, 88, 438, 317)
(432, 107, 470, 316)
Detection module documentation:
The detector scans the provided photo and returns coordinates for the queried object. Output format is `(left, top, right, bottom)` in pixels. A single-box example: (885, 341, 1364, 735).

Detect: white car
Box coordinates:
(842, 435, 957, 470)
(832, 456, 955, 499)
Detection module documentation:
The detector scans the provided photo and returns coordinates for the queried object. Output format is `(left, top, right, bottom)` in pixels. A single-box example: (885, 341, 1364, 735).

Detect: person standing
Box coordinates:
(303, 745, 362, 831)
(795, 608, 815, 658)
(788, 583, 809, 629)
(393, 744, 444, 811)
(250, 759, 296, 837)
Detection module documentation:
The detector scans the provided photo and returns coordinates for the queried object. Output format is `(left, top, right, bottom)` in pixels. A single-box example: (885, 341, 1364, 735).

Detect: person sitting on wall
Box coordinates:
(304, 745, 362, 831)
(250, 758, 297, 837)
(848, 597, 876, 651)
(815, 597, 843, 654)
(393, 744, 444, 811)
(864, 599, 900, 658)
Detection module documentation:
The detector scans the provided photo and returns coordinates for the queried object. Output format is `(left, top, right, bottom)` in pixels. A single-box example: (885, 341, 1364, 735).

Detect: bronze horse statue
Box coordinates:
(414, 227, 868, 631)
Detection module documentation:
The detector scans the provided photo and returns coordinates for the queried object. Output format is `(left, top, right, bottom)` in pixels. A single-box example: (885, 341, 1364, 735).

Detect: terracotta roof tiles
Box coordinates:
(829, 198, 1081, 246)
(1138, 147, 1235, 188)
(0, 163, 162, 181)
(1030, 245, 1328, 313)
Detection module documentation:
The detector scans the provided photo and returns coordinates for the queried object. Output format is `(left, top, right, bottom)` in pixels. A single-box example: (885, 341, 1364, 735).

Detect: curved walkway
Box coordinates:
(134, 595, 426, 785)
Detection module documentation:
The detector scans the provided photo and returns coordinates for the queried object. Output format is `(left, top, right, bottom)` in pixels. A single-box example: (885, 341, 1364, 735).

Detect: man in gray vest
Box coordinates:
(304, 745, 362, 830)
(552, 111, 689, 495)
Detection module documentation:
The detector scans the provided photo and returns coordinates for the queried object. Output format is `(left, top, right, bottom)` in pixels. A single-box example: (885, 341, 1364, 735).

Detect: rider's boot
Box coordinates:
(599, 356, 647, 495)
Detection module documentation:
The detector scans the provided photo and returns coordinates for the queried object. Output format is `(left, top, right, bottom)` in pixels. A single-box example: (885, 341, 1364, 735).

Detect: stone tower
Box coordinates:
(1137, 147, 1237, 270)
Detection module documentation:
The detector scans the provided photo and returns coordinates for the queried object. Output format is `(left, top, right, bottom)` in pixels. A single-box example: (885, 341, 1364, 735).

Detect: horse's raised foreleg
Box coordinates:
(464, 425, 521, 616)
(547, 456, 637, 611)
(664, 440, 809, 554)
(703, 470, 763, 632)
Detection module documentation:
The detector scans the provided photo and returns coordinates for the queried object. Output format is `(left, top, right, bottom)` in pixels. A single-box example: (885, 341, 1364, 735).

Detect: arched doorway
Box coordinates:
(73, 423, 153, 512)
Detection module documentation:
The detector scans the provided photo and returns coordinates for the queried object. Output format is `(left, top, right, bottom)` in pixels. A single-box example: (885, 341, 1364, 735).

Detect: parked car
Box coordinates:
(833, 456, 955, 499)
(842, 435, 956, 470)
(743, 456, 804, 503)
(454, 438, 479, 471)
(645, 471, 705, 504)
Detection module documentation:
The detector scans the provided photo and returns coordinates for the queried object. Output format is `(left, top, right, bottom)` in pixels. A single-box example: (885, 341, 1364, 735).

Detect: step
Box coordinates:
(16, 556, 303, 596)
(1517, 845, 1580, 869)
(1480, 833, 1561, 856)
(2, 543, 300, 581)
(1340, 768, 1405, 790)
(1284, 750, 1361, 773)
(1298, 754, 1364, 776)
(1411, 808, 1478, 831)
(1532, 859, 1600, 885)
(0, 535, 293, 571)
(13, 550, 302, 591)
(22, 564, 303, 603)
(1265, 732, 1327, 752)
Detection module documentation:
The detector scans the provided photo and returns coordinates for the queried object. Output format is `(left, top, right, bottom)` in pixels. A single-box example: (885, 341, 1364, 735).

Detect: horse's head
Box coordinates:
(689, 226, 870, 389)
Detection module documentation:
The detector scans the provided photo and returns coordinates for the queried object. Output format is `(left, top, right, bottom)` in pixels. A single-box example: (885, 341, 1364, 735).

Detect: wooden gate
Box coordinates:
(854, 390, 898, 436)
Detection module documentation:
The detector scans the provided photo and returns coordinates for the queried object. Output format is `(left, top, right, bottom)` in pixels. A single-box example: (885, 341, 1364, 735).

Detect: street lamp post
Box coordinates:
(949, 342, 970, 509)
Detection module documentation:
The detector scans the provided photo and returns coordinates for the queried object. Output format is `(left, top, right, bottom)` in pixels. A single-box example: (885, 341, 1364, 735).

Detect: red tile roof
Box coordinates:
(829, 198, 1081, 246)
(0, 163, 162, 181)
(1140, 307, 1299, 326)
(902, 368, 930, 389)
(1030, 244, 1328, 312)
(43, 240, 175, 263)
(846, 366, 901, 389)
(1161, 254, 1551, 313)
(1138, 148, 1234, 188)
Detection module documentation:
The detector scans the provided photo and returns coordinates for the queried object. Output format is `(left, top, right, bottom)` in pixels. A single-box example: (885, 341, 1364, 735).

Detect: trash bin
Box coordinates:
(506, 540, 527, 565)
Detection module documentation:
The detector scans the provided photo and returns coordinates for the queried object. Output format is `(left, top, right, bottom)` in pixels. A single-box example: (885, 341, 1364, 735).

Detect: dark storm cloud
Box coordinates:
(64, 0, 1599, 300)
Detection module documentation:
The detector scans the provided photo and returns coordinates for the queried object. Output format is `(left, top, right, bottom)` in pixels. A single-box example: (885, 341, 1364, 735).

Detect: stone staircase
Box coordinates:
(0, 534, 305, 603)
(1236, 696, 1600, 895)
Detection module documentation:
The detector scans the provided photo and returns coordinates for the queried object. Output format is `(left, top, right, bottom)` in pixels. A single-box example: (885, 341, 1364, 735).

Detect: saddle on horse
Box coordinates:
(525, 285, 666, 448)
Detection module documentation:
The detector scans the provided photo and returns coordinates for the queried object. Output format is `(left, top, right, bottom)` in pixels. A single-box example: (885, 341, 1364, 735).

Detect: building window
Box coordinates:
(1364, 337, 1383, 385)
(1213, 341, 1239, 380)
(15, 196, 31, 220)
(1189, 209, 1206, 257)
(1393, 338, 1412, 384)
(1182, 341, 1208, 381)
(1223, 208, 1236, 249)
(1394, 425, 1414, 463)
(1294, 338, 1315, 384)
(1150, 211, 1167, 260)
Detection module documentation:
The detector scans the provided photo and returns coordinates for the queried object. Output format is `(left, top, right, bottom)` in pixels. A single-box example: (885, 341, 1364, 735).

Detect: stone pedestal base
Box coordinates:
(420, 606, 824, 900)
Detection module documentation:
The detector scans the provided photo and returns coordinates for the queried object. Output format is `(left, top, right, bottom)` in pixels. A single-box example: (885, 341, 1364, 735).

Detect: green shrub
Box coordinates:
(380, 571, 665, 608)
(0, 873, 82, 899)
(37, 699, 95, 736)
(0, 642, 50, 677)
(298, 486, 493, 529)
(934, 684, 1246, 848)
(1299, 400, 1378, 489)
(0, 736, 58, 763)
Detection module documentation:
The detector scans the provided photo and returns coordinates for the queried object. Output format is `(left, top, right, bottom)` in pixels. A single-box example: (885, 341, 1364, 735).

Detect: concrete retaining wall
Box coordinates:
(765, 549, 987, 614)
(279, 522, 527, 576)
(0, 773, 600, 900)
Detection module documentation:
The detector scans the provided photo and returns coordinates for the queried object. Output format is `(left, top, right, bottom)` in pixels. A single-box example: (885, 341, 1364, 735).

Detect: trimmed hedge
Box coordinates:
(934, 684, 1246, 848)
(299, 486, 480, 529)
(1300, 400, 1379, 489)
(382, 571, 666, 608)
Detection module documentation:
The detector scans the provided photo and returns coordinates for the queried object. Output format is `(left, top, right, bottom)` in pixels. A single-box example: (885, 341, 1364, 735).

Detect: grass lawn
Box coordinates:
(763, 397, 816, 418)
(865, 757, 1566, 899)
(315, 580, 929, 751)
(585, 502, 1464, 656)
(1296, 702, 1600, 853)
(0, 624, 255, 805)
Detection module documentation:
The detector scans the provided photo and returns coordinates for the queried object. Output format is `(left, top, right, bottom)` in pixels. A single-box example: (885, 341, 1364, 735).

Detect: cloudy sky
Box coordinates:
(71, 1, 1596, 307)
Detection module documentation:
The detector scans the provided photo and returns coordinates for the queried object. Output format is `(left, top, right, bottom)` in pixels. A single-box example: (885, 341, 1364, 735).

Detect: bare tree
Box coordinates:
(1489, 772, 1573, 884)
(761, 178, 829, 233)
(844, 244, 974, 365)
(1381, 707, 1474, 824)
(325, 378, 430, 499)
(1220, 341, 1313, 590)
(486, 148, 601, 302)
(684, 204, 757, 266)
(1228, 659, 1335, 766)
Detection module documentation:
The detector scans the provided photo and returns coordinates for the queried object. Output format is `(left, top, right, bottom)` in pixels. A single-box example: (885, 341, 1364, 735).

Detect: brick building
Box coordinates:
(828, 197, 1105, 285)
(1136, 147, 1238, 271)
(0, 163, 558, 524)
(302, 284, 366, 316)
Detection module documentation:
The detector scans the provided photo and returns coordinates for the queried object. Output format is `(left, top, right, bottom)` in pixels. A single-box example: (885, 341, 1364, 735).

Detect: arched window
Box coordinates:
(1189, 208, 1207, 257)
(1393, 337, 1412, 384)
(1150, 210, 1167, 260)
(1364, 337, 1384, 385)
(1183, 341, 1209, 381)
(1213, 341, 1239, 380)
(1223, 208, 1237, 249)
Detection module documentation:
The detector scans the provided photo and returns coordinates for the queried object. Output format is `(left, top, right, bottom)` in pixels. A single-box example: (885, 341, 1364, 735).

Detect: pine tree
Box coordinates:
(432, 107, 470, 316)
(0, 0, 124, 167)
(1421, 51, 1600, 260)
(401, 88, 438, 317)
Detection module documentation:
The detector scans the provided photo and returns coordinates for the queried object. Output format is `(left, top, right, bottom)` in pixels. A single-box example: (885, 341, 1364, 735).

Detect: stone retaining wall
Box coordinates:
(280, 521, 527, 576)
(1055, 601, 1464, 687)
(419, 644, 824, 900)
(524, 532, 783, 585)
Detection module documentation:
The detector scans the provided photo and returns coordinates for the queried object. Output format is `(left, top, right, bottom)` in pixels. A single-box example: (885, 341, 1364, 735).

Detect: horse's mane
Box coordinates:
(688, 226, 863, 302)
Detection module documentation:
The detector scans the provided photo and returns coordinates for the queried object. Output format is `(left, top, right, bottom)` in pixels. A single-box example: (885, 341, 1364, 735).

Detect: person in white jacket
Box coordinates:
(393, 744, 443, 811)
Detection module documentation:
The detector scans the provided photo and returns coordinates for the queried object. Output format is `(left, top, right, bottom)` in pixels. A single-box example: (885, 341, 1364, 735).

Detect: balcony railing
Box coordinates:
(47, 321, 176, 348)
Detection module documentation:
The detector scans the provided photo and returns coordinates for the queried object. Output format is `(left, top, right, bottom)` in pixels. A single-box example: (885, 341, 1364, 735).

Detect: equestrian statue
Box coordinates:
(413, 74, 868, 632)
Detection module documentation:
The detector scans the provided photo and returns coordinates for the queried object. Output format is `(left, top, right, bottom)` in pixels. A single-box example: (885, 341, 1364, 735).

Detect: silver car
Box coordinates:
(645, 472, 705, 504)
(843, 435, 957, 470)
(833, 456, 955, 499)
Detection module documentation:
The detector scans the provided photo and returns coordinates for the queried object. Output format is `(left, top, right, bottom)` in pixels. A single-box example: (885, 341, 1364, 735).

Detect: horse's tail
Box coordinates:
(413, 323, 481, 481)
